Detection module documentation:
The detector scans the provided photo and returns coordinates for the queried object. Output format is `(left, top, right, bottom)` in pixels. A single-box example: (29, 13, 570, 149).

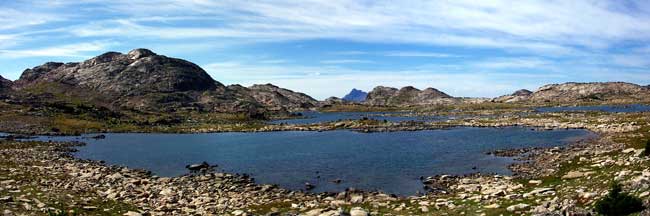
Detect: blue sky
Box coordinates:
(1, 0, 650, 99)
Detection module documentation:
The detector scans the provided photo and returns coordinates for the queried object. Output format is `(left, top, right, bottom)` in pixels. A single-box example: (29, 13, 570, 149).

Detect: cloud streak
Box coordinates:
(0, 1, 648, 97)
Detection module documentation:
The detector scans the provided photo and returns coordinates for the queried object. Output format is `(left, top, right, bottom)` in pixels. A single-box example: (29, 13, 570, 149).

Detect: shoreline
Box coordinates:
(0, 122, 615, 215)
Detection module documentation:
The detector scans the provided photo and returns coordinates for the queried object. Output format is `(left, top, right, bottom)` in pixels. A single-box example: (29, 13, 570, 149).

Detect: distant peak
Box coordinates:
(342, 88, 368, 102)
(127, 48, 156, 59)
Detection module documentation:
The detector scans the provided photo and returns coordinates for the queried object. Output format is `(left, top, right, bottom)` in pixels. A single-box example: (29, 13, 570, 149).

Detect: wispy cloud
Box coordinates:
(202, 58, 649, 99)
(0, 1, 649, 96)
(472, 58, 552, 69)
(0, 41, 114, 58)
(320, 59, 372, 64)
(383, 51, 460, 58)
(259, 59, 288, 64)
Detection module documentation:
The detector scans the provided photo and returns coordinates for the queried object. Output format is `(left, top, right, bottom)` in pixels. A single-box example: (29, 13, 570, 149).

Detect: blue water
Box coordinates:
(29, 127, 593, 196)
(535, 104, 650, 113)
(270, 111, 446, 125)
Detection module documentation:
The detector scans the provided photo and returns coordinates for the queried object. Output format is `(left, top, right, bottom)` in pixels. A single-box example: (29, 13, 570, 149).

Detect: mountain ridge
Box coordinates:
(493, 82, 650, 103)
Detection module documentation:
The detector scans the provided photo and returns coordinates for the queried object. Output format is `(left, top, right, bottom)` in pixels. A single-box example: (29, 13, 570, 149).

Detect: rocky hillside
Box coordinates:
(246, 84, 318, 110)
(0, 75, 11, 98)
(494, 82, 650, 103)
(365, 86, 455, 106)
(493, 89, 532, 103)
(342, 88, 368, 102)
(530, 82, 647, 102)
(0, 75, 11, 90)
(8, 49, 317, 115)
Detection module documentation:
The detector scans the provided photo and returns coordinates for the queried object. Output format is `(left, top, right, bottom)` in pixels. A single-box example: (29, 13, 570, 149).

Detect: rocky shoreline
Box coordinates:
(2, 109, 650, 215)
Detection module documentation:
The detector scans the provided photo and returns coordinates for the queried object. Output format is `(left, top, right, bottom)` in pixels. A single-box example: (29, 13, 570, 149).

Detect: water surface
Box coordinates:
(270, 111, 446, 125)
(536, 104, 650, 113)
(32, 127, 592, 196)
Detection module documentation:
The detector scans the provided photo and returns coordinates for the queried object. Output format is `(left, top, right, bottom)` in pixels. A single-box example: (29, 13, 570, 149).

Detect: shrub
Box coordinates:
(594, 182, 644, 216)
(644, 139, 650, 157)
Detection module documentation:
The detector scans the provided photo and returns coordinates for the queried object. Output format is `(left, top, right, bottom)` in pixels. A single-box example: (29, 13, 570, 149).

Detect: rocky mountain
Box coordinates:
(492, 89, 532, 103)
(0, 75, 12, 97)
(494, 82, 650, 103)
(342, 88, 368, 102)
(9, 49, 317, 115)
(528, 82, 648, 102)
(15, 49, 219, 94)
(247, 84, 318, 110)
(0, 75, 11, 89)
(365, 86, 454, 106)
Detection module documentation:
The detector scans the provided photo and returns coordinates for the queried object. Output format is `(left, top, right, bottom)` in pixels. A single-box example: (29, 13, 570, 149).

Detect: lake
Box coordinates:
(535, 104, 650, 113)
(28, 127, 594, 196)
(270, 111, 447, 125)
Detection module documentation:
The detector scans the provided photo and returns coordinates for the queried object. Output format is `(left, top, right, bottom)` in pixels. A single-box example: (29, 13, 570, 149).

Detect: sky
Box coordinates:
(1, 0, 650, 99)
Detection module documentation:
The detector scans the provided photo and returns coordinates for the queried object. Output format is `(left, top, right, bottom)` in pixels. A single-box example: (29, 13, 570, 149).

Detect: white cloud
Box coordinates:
(47, 0, 648, 56)
(0, 41, 114, 58)
(1, 0, 649, 95)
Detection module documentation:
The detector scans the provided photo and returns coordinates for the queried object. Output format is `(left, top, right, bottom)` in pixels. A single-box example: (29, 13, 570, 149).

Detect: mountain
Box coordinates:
(528, 82, 648, 102)
(15, 49, 219, 95)
(492, 89, 532, 103)
(0, 75, 11, 98)
(342, 88, 368, 102)
(365, 86, 454, 106)
(247, 84, 318, 110)
(10, 48, 316, 115)
(493, 82, 650, 103)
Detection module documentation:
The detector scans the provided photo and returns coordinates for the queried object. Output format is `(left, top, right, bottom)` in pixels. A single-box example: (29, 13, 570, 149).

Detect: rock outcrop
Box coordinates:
(9, 48, 317, 115)
(365, 86, 454, 106)
(342, 88, 368, 102)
